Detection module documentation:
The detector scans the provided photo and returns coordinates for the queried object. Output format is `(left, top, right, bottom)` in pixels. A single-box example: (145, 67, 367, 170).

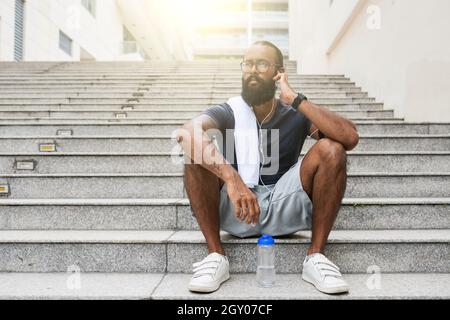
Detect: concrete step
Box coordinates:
(0, 92, 370, 99)
(0, 65, 300, 69)
(0, 109, 393, 119)
(0, 80, 355, 90)
(5, 68, 298, 71)
(0, 92, 366, 99)
(0, 64, 301, 68)
(0, 272, 448, 300)
(0, 198, 448, 231)
(0, 64, 287, 68)
(0, 86, 365, 93)
(0, 76, 347, 82)
(0, 135, 447, 152)
(0, 73, 344, 78)
(0, 173, 449, 198)
(0, 230, 448, 273)
(0, 98, 380, 106)
(0, 77, 352, 83)
(0, 102, 382, 111)
(0, 66, 302, 70)
(0, 82, 359, 89)
(0, 97, 376, 105)
(0, 69, 313, 73)
(0, 273, 164, 300)
(0, 63, 299, 67)
(152, 273, 450, 300)
(0, 116, 398, 122)
(0, 67, 297, 71)
(0, 60, 298, 64)
(0, 67, 301, 71)
(0, 122, 447, 136)
(0, 117, 407, 125)
(0, 103, 385, 112)
(0, 70, 342, 75)
(0, 87, 366, 94)
(40, 68, 304, 71)
(0, 152, 449, 174)
(0, 84, 360, 91)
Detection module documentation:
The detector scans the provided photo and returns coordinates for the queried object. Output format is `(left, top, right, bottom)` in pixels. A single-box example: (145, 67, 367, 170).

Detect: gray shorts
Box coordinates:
(219, 157, 313, 238)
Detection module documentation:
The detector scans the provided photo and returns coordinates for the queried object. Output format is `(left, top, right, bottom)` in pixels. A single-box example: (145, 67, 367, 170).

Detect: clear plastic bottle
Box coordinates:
(256, 234, 276, 288)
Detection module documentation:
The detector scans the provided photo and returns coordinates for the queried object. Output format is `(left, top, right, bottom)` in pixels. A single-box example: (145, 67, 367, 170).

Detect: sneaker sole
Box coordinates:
(302, 274, 349, 295)
(188, 273, 230, 293)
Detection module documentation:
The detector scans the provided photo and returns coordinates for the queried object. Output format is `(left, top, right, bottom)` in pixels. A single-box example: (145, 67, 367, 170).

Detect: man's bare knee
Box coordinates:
(315, 138, 347, 169)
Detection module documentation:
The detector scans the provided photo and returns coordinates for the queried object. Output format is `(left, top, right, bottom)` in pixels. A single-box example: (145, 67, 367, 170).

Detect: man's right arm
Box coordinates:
(176, 114, 237, 183)
(175, 114, 261, 225)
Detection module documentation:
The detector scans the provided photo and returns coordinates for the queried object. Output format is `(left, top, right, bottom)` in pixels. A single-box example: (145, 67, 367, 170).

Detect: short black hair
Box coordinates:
(252, 40, 284, 68)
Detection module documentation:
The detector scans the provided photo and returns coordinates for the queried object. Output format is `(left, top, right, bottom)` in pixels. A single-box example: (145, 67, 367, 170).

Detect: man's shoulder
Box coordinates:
(205, 102, 234, 115)
(201, 102, 235, 130)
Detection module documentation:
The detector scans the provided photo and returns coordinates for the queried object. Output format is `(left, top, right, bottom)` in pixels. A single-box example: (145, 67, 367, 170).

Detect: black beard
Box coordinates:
(241, 75, 277, 107)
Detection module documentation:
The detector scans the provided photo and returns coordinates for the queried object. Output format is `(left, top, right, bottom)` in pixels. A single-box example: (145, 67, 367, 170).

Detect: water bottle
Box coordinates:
(256, 234, 276, 288)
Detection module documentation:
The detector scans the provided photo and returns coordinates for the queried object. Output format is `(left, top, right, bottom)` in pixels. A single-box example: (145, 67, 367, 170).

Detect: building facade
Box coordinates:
(192, 0, 289, 59)
(0, 0, 191, 61)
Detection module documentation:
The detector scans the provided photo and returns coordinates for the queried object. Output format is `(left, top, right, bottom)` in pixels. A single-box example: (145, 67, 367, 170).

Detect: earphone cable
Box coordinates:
(253, 98, 276, 194)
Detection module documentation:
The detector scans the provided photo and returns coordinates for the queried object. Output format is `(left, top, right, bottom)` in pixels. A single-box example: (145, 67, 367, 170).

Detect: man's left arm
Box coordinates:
(274, 71, 360, 151)
(298, 99, 359, 151)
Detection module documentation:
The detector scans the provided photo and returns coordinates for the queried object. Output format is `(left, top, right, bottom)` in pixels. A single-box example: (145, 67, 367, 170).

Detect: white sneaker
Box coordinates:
(188, 252, 230, 293)
(302, 253, 349, 294)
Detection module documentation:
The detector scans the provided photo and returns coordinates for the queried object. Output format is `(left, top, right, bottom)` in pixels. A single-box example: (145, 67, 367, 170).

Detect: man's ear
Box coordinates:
(278, 66, 285, 73)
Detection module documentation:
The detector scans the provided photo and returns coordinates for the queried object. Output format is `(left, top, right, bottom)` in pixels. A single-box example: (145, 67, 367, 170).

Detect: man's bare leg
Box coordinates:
(184, 162, 226, 256)
(299, 138, 348, 255)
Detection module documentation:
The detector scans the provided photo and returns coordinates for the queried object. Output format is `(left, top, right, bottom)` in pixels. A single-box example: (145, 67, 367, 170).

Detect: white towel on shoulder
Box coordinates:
(227, 96, 260, 188)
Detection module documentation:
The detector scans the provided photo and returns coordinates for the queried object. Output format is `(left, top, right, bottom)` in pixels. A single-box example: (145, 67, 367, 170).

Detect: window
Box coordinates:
(14, 0, 25, 61)
(81, 0, 96, 18)
(59, 30, 72, 56)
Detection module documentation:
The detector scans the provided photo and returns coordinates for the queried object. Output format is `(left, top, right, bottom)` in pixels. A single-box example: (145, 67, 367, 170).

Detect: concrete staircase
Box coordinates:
(0, 61, 448, 300)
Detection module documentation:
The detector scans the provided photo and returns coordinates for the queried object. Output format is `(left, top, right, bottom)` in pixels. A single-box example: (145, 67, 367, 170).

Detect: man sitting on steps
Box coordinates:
(176, 41, 360, 295)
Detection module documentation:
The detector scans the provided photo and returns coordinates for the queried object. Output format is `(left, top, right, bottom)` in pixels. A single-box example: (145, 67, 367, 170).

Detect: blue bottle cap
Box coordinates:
(258, 234, 275, 246)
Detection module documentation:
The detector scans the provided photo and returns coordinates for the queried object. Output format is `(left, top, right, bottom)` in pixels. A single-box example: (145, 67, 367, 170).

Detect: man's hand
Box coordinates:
(225, 172, 261, 225)
(273, 70, 297, 106)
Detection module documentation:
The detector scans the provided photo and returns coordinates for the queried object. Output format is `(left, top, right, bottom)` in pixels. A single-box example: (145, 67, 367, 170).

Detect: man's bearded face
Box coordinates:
(241, 72, 277, 107)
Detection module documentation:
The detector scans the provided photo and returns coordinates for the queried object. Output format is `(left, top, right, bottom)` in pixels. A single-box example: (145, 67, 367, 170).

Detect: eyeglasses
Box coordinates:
(240, 60, 281, 73)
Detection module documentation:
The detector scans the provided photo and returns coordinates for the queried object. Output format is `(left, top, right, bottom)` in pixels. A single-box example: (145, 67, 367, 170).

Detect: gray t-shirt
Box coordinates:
(202, 99, 313, 185)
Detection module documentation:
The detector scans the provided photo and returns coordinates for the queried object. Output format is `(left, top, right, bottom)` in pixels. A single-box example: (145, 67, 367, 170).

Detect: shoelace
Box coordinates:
(310, 255, 343, 280)
(192, 258, 222, 278)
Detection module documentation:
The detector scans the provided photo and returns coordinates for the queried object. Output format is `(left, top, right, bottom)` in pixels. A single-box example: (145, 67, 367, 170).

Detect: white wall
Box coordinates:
(289, 0, 450, 122)
(0, 0, 15, 60)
